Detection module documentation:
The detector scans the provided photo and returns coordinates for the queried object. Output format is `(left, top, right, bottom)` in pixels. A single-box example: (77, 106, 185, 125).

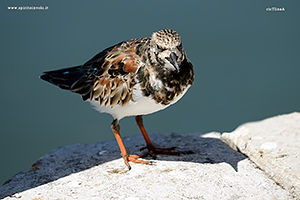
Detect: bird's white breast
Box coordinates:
(90, 83, 190, 120)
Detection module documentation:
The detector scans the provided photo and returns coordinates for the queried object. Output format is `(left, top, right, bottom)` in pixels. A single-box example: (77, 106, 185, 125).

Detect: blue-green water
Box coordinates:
(1, 0, 299, 184)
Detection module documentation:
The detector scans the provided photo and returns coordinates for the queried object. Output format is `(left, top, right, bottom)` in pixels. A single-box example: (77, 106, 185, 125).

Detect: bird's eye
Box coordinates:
(156, 44, 166, 51)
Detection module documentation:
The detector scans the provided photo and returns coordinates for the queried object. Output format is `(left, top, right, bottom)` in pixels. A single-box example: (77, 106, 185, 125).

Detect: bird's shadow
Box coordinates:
(129, 132, 246, 171)
(0, 132, 245, 198)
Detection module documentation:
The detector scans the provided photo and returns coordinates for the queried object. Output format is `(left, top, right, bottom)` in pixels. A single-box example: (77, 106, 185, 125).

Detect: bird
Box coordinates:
(40, 29, 195, 170)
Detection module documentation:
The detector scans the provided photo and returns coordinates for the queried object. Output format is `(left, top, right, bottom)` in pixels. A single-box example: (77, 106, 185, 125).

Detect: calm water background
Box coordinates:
(1, 0, 299, 184)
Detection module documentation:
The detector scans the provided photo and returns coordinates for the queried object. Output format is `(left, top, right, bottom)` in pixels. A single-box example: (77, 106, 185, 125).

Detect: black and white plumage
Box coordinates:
(40, 29, 195, 169)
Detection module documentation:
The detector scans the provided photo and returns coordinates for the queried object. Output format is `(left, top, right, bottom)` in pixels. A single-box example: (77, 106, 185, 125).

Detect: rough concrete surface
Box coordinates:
(222, 112, 300, 198)
(0, 113, 298, 199)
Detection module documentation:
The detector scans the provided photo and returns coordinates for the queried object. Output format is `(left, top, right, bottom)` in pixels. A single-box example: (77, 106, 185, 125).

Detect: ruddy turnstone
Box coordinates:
(40, 29, 195, 169)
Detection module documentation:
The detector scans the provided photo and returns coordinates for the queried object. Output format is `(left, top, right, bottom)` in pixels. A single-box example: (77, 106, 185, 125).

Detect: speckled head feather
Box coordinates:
(151, 29, 181, 49)
(149, 29, 185, 72)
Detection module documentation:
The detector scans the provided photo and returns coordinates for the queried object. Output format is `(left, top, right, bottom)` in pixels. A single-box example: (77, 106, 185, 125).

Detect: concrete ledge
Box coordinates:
(222, 112, 300, 198)
(1, 113, 298, 199)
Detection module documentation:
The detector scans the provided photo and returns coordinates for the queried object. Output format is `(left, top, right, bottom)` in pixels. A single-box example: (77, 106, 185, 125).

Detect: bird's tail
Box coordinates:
(40, 65, 85, 90)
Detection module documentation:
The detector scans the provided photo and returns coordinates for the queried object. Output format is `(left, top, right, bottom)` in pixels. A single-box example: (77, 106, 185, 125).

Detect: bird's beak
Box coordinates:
(167, 52, 180, 72)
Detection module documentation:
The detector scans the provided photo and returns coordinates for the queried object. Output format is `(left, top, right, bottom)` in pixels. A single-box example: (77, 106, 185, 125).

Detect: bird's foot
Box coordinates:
(122, 154, 153, 170)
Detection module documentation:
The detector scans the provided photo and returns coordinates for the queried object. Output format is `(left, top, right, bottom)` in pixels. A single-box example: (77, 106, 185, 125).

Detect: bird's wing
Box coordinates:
(40, 38, 149, 107)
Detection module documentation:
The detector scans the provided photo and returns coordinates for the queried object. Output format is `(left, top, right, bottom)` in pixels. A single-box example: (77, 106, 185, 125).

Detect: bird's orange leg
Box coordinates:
(111, 119, 149, 170)
(135, 115, 180, 159)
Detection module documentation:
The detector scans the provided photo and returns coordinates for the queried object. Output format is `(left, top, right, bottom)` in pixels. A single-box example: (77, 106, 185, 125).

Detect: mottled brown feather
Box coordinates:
(76, 39, 147, 108)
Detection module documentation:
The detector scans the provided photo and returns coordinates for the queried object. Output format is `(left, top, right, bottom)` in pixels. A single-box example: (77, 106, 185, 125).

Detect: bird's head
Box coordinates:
(149, 29, 185, 72)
